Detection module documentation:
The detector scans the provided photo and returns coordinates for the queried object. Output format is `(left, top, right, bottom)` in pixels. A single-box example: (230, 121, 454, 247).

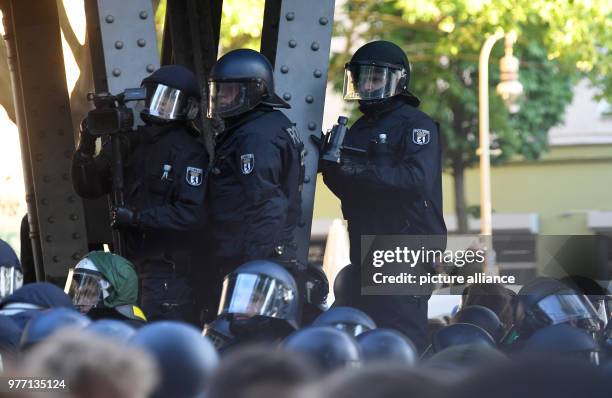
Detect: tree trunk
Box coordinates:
(452, 157, 469, 233)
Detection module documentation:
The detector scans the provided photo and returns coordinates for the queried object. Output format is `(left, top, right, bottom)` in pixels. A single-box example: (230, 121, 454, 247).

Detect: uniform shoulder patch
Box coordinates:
(240, 154, 255, 175)
(412, 128, 431, 145)
(185, 166, 203, 186)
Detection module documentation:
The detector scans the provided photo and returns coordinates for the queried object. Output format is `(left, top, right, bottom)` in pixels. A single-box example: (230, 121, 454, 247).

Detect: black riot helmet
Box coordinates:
(217, 260, 300, 330)
(453, 305, 506, 343)
(129, 321, 219, 398)
(523, 324, 600, 365)
(207, 49, 290, 119)
(86, 319, 136, 343)
(313, 306, 376, 337)
(357, 328, 418, 366)
(517, 277, 601, 339)
(140, 65, 200, 122)
(20, 308, 90, 350)
(432, 323, 495, 354)
(344, 41, 419, 105)
(282, 326, 360, 373)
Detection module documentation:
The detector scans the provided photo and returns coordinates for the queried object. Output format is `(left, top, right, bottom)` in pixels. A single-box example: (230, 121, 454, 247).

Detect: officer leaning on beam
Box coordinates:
(320, 41, 447, 352)
(71, 65, 208, 325)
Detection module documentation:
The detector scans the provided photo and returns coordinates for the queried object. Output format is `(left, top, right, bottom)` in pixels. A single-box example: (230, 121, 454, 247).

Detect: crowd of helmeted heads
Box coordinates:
(2, 238, 612, 398)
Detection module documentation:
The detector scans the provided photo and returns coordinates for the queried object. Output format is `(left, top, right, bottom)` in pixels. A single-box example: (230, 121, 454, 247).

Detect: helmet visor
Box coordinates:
(0, 266, 23, 298)
(207, 80, 265, 119)
(65, 268, 104, 313)
(142, 83, 198, 121)
(218, 273, 295, 319)
(535, 291, 600, 325)
(343, 64, 406, 101)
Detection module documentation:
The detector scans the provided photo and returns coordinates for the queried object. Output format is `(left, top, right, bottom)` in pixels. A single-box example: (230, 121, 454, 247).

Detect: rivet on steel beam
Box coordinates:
(41, 198, 49, 205)
(72, 253, 81, 260)
(286, 12, 295, 21)
(47, 216, 55, 224)
(283, 93, 292, 101)
(70, 214, 79, 221)
(146, 64, 156, 73)
(45, 235, 52, 243)
(319, 17, 329, 25)
(313, 69, 323, 78)
(139, 11, 148, 19)
(137, 39, 146, 47)
(308, 122, 316, 131)
(288, 40, 297, 48)
(112, 68, 121, 77)
(105, 15, 114, 23)
(115, 41, 124, 49)
(67, 195, 76, 203)
(304, 175, 311, 183)
(72, 232, 81, 240)
(280, 65, 289, 74)
(305, 95, 314, 104)
(53, 256, 60, 263)
(311, 42, 320, 51)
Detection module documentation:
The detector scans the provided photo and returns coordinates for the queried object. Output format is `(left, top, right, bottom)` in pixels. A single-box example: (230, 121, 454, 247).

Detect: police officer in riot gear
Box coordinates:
(312, 306, 376, 337)
(64, 251, 147, 327)
(321, 41, 446, 352)
(207, 260, 300, 350)
(71, 65, 208, 324)
(204, 49, 309, 321)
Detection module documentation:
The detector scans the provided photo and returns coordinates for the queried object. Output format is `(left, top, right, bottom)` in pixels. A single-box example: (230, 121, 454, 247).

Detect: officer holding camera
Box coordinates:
(321, 41, 447, 352)
(71, 65, 208, 325)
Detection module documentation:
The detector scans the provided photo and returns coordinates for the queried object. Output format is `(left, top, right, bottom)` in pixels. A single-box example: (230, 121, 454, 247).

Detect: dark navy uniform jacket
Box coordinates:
(323, 97, 447, 264)
(207, 106, 304, 265)
(71, 123, 208, 264)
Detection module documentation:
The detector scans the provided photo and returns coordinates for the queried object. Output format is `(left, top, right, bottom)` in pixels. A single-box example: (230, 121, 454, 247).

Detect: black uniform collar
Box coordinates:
(358, 95, 410, 118)
(222, 105, 275, 132)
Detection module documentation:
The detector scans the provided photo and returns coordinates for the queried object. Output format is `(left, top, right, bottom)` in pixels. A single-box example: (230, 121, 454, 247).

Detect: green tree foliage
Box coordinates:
(332, 0, 611, 231)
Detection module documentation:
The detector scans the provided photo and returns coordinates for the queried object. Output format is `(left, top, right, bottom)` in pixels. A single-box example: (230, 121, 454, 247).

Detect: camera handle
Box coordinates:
(111, 135, 127, 256)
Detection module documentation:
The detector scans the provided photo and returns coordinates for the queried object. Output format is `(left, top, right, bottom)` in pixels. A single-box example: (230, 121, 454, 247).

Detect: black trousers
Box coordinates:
(136, 258, 199, 326)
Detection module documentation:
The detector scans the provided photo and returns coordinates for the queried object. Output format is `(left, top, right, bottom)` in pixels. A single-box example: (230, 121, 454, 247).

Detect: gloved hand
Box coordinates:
(338, 155, 369, 177)
(76, 117, 97, 156)
(111, 207, 139, 229)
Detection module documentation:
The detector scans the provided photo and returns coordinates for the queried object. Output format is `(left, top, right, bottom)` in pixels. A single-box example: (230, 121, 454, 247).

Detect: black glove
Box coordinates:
(338, 155, 369, 177)
(111, 207, 139, 229)
(76, 117, 96, 156)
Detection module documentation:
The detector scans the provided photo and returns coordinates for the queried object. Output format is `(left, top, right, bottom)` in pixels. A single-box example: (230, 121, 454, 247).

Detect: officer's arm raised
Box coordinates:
(71, 142, 113, 199)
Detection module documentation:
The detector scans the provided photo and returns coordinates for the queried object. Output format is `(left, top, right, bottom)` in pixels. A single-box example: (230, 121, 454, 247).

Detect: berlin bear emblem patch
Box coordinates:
(240, 154, 254, 175)
(185, 167, 203, 186)
(412, 128, 431, 145)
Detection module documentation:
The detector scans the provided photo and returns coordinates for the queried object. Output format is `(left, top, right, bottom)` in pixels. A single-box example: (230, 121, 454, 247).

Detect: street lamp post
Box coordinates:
(478, 30, 523, 272)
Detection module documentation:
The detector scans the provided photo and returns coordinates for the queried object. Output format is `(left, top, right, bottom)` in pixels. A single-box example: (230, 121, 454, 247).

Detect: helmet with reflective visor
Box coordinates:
(0, 239, 23, 299)
(64, 257, 111, 314)
(343, 41, 414, 102)
(217, 260, 300, 329)
(518, 277, 602, 338)
(140, 65, 200, 122)
(207, 49, 290, 119)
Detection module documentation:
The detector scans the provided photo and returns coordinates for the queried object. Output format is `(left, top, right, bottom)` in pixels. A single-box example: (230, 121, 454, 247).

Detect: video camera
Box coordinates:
(86, 87, 146, 135)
